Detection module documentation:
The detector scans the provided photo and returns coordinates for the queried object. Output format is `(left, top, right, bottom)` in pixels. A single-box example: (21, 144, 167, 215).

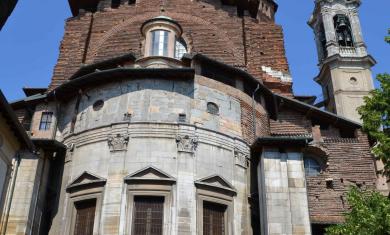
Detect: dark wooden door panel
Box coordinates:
(133, 196, 164, 235)
(74, 199, 96, 235)
(203, 201, 226, 235)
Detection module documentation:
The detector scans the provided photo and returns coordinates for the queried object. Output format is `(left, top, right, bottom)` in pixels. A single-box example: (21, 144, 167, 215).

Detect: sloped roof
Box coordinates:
(22, 52, 361, 133)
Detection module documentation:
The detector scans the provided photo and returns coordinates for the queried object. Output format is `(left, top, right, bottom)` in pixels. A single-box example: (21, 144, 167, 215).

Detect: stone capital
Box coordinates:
(108, 133, 130, 152)
(176, 135, 198, 153)
(234, 148, 249, 169)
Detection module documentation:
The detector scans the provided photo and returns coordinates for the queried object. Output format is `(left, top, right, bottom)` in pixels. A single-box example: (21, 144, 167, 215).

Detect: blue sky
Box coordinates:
(0, 0, 389, 101)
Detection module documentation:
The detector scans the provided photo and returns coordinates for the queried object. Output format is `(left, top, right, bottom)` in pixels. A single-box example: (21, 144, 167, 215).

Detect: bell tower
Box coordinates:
(309, 0, 376, 123)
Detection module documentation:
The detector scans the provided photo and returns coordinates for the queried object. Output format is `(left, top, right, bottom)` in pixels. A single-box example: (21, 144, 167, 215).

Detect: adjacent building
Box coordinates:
(0, 91, 35, 234)
(0, 0, 18, 30)
(0, 0, 385, 234)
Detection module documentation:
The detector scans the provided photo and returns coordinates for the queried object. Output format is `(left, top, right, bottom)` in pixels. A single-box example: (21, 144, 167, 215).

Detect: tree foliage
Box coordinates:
(386, 29, 390, 43)
(358, 73, 390, 176)
(326, 187, 390, 235)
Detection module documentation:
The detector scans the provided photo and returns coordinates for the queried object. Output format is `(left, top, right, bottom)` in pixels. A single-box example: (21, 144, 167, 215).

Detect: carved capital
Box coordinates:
(108, 133, 129, 152)
(234, 148, 249, 169)
(176, 135, 198, 153)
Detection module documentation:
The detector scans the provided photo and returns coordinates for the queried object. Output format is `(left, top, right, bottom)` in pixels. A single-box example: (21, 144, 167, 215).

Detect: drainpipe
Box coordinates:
(1, 152, 21, 235)
(252, 84, 260, 141)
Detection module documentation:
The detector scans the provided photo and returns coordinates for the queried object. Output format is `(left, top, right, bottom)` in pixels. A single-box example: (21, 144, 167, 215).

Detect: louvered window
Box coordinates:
(132, 196, 164, 235)
(74, 199, 96, 235)
(203, 201, 226, 235)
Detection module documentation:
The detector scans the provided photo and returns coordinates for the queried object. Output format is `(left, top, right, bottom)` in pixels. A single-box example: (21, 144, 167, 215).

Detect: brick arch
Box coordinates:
(88, 12, 242, 65)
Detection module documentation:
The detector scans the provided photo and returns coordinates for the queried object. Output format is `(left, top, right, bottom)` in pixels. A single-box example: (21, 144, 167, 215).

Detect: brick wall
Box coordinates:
(49, 0, 292, 94)
(270, 108, 312, 136)
(306, 134, 376, 224)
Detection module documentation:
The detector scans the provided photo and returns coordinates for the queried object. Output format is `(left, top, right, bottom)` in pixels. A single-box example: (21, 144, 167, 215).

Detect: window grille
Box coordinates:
(203, 201, 226, 235)
(74, 199, 96, 235)
(175, 38, 187, 59)
(132, 196, 164, 235)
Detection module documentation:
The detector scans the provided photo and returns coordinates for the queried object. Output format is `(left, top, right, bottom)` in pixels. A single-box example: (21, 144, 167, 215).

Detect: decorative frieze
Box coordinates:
(234, 148, 249, 169)
(176, 135, 198, 153)
(108, 133, 130, 152)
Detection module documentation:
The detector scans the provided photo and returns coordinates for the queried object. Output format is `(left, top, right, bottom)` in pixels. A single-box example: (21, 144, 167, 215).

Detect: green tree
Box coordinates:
(358, 73, 390, 176)
(386, 29, 390, 43)
(326, 187, 390, 235)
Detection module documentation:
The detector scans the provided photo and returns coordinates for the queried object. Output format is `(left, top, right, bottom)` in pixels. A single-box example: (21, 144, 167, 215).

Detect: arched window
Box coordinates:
(175, 38, 187, 59)
(334, 14, 354, 47)
(304, 157, 321, 176)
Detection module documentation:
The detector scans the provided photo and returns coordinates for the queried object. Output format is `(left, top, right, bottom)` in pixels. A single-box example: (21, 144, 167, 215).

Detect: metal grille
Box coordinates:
(132, 196, 164, 235)
(203, 201, 226, 235)
(74, 199, 96, 235)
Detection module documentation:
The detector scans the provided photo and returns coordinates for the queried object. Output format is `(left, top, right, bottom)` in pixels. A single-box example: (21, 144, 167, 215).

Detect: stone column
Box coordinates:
(101, 124, 130, 235)
(175, 133, 197, 235)
(321, 8, 338, 57)
(233, 146, 250, 234)
(348, 10, 368, 56)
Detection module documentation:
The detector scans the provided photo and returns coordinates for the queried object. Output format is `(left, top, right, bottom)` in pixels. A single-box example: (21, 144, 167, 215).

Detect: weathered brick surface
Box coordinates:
(270, 108, 312, 136)
(50, 14, 93, 89)
(49, 0, 291, 94)
(244, 17, 292, 94)
(306, 135, 376, 224)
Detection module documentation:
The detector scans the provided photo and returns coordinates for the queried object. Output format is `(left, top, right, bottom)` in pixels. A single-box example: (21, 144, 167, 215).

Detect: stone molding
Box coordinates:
(195, 175, 237, 197)
(62, 122, 249, 154)
(66, 171, 107, 193)
(108, 133, 129, 152)
(124, 166, 176, 185)
(176, 135, 198, 153)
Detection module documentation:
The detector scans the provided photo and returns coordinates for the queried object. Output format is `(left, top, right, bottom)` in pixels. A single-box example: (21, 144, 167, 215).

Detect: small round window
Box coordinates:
(93, 100, 104, 111)
(207, 102, 219, 115)
(349, 77, 358, 85)
(304, 157, 321, 177)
